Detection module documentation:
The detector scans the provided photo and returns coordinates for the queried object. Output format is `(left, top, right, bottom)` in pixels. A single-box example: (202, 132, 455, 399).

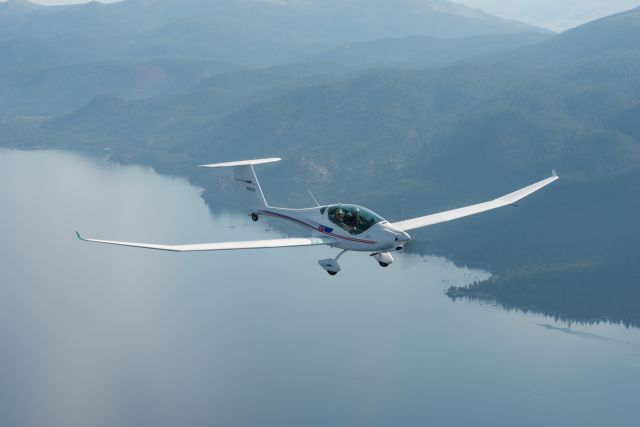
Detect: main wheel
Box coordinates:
(328, 271, 338, 276)
(251, 213, 259, 222)
(378, 262, 390, 268)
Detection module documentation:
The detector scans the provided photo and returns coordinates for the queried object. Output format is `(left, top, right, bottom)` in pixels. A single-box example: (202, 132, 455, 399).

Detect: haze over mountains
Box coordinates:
(0, 0, 544, 64)
(7, 0, 640, 32)
(2, 0, 640, 325)
(0, 0, 550, 114)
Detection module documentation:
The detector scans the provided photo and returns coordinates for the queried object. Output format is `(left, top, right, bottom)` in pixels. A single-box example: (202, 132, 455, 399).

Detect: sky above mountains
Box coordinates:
(457, 0, 640, 30)
(3, 0, 640, 31)
(9, 0, 118, 4)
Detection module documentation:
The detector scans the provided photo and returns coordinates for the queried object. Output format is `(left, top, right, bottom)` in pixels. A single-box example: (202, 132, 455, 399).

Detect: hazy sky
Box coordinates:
(4, 0, 119, 4)
(455, 0, 640, 31)
(6, 0, 640, 31)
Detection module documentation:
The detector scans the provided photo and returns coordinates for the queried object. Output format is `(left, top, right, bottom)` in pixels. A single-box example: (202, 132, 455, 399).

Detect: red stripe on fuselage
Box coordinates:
(259, 210, 376, 245)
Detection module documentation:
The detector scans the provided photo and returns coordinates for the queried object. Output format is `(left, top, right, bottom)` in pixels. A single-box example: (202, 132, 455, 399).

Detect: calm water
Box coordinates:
(1, 149, 639, 427)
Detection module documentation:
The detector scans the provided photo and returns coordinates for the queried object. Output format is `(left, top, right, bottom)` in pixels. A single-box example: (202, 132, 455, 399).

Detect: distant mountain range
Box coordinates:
(2, 1, 640, 325)
(0, 0, 547, 64)
(502, 6, 640, 64)
(309, 32, 551, 68)
(0, 0, 551, 114)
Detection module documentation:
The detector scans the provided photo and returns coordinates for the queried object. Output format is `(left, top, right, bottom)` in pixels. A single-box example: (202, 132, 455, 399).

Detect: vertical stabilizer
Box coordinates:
(233, 164, 268, 210)
(200, 158, 280, 212)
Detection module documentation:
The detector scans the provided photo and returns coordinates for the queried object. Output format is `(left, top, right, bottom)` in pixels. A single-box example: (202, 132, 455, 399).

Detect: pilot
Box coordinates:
(335, 208, 346, 224)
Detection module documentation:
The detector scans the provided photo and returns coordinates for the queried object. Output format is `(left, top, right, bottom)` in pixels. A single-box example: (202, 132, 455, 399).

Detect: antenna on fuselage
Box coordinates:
(307, 187, 321, 207)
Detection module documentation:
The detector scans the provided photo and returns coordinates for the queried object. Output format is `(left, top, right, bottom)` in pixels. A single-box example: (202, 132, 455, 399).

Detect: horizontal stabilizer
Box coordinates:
(199, 158, 281, 168)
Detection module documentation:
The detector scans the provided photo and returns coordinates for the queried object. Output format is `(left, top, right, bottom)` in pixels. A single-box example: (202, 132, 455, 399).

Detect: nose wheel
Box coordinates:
(372, 252, 394, 268)
(251, 213, 259, 222)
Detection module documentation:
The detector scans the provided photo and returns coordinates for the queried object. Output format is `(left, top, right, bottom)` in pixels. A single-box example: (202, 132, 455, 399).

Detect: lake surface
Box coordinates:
(1, 149, 639, 427)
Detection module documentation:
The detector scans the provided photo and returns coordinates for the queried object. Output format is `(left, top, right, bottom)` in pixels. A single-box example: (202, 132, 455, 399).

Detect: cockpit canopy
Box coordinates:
(323, 204, 384, 235)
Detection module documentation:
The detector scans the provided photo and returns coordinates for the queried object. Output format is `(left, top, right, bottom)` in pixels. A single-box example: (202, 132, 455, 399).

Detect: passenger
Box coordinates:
(346, 208, 363, 232)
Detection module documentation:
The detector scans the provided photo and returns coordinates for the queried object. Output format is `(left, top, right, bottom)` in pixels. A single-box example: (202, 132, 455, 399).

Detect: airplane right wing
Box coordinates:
(76, 232, 329, 252)
(393, 171, 558, 232)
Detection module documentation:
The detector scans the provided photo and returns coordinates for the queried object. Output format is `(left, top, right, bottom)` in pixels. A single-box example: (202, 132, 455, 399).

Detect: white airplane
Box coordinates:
(77, 158, 558, 275)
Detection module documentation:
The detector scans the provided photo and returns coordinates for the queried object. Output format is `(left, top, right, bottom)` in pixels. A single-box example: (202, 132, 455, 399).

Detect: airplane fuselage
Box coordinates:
(255, 205, 411, 252)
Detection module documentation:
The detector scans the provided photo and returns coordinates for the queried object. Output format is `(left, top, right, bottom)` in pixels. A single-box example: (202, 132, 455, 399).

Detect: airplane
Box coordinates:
(77, 157, 558, 275)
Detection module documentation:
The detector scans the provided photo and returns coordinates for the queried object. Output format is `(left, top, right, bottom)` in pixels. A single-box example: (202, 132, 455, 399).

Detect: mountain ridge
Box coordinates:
(0, 0, 549, 65)
(500, 6, 640, 64)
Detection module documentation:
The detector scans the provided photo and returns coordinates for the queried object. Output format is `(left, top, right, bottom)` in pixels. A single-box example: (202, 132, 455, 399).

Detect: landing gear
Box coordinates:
(319, 249, 348, 276)
(319, 259, 341, 275)
(372, 252, 394, 268)
(251, 213, 259, 222)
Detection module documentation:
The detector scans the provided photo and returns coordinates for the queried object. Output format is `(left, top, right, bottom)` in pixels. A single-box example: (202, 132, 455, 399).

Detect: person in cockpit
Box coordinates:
(345, 208, 363, 231)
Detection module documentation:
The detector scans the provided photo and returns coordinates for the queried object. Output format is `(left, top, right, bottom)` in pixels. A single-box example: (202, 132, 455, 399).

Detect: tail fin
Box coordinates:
(200, 158, 280, 212)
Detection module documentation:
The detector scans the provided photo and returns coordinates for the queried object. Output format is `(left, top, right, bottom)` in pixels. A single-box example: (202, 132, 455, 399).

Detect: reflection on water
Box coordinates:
(1, 149, 640, 427)
(537, 323, 640, 347)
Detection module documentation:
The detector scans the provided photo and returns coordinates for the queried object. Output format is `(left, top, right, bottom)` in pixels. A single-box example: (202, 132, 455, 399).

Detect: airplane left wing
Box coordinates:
(76, 232, 329, 252)
(393, 171, 558, 232)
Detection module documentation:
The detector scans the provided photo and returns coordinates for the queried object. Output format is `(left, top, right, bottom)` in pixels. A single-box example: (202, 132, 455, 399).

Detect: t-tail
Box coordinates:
(199, 158, 280, 214)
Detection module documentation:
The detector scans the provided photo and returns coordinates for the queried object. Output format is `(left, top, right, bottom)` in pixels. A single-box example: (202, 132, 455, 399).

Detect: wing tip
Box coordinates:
(551, 169, 558, 178)
(75, 231, 84, 241)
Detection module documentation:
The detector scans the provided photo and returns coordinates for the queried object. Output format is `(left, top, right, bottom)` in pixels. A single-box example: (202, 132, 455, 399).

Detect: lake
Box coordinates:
(1, 149, 639, 427)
